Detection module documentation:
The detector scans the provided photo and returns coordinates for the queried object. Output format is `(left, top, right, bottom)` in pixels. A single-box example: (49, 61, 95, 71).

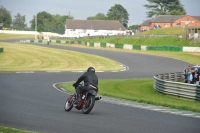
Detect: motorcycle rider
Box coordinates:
(73, 67, 98, 103)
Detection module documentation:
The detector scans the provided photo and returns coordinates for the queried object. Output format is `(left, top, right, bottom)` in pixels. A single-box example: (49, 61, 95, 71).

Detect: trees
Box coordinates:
(30, 11, 53, 32)
(52, 14, 73, 34)
(128, 25, 139, 30)
(0, 5, 12, 28)
(87, 4, 130, 28)
(30, 11, 73, 34)
(87, 13, 107, 20)
(144, 0, 186, 18)
(107, 4, 129, 28)
(12, 13, 27, 30)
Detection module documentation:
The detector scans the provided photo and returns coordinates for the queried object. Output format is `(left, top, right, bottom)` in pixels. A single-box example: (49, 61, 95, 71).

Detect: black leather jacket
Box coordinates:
(74, 71, 98, 89)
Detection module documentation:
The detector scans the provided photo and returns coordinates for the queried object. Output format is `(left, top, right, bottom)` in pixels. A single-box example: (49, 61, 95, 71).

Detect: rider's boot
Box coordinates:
(77, 94, 81, 102)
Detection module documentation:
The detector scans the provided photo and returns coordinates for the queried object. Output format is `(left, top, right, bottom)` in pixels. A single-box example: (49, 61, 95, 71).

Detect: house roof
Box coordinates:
(151, 15, 185, 23)
(192, 16, 200, 21)
(140, 19, 153, 26)
(65, 20, 127, 30)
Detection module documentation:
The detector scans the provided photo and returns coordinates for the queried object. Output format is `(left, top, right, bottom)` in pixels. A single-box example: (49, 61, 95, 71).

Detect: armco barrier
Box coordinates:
(154, 72, 200, 101)
(61, 40, 66, 43)
(78, 41, 81, 44)
(56, 40, 61, 43)
(133, 45, 141, 50)
(0, 48, 3, 53)
(100, 43, 106, 48)
(70, 41, 74, 44)
(20, 39, 199, 53)
(90, 42, 94, 47)
(94, 43, 100, 47)
(115, 44, 124, 49)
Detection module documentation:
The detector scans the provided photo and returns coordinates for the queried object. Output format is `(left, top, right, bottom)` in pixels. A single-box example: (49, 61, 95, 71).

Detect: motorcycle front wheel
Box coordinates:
(64, 95, 73, 111)
(82, 95, 95, 114)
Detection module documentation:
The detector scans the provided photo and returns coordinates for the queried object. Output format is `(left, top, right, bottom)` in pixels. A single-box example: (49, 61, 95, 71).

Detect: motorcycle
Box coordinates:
(64, 84, 101, 114)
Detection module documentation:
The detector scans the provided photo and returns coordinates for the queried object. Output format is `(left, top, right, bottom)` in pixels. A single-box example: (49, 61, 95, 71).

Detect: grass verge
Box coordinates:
(59, 79, 200, 112)
(51, 43, 200, 65)
(0, 33, 35, 40)
(0, 42, 122, 72)
(0, 126, 37, 133)
(138, 27, 186, 35)
(78, 36, 200, 46)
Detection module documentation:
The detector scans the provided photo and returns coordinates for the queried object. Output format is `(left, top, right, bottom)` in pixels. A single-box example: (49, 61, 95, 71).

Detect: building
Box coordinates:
(64, 19, 127, 37)
(138, 19, 153, 31)
(139, 15, 200, 31)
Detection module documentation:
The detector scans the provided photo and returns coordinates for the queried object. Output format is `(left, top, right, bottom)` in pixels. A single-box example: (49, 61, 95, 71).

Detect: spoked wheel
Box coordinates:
(82, 95, 95, 114)
(64, 95, 73, 111)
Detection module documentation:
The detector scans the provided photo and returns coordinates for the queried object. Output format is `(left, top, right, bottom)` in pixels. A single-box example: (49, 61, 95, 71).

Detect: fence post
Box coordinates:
(174, 73, 177, 81)
(168, 73, 171, 81)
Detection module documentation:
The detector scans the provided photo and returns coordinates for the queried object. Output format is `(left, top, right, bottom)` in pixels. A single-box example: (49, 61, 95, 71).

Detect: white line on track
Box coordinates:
(16, 72, 34, 73)
(47, 71, 61, 73)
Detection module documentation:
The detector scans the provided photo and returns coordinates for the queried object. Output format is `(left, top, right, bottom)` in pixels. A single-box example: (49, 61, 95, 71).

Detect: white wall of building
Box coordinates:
(64, 29, 127, 37)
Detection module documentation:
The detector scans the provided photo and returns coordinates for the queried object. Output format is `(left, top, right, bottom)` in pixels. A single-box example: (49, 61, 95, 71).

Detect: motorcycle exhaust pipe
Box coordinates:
(95, 96, 101, 101)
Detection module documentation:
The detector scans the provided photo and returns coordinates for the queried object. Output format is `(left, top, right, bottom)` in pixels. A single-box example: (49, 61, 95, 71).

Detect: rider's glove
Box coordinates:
(73, 83, 78, 87)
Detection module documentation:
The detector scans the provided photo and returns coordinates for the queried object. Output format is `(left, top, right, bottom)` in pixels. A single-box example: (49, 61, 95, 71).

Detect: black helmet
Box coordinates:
(87, 67, 95, 73)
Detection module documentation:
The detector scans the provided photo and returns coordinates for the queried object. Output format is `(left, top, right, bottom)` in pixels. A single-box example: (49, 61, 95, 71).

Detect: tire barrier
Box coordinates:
(0, 48, 3, 53)
(20, 39, 200, 52)
(154, 72, 200, 101)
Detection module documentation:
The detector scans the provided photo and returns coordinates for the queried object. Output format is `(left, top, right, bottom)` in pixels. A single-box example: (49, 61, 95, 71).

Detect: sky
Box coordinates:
(1, 0, 200, 27)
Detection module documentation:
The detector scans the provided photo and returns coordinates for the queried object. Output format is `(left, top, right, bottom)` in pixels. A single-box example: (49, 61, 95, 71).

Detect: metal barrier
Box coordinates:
(154, 72, 200, 101)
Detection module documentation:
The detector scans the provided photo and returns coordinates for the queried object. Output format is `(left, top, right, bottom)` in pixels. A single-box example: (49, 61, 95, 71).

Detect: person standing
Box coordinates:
(47, 36, 50, 45)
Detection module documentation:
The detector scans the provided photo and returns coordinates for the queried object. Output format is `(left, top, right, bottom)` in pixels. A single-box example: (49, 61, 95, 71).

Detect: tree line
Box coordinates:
(0, 0, 186, 33)
(0, 5, 73, 34)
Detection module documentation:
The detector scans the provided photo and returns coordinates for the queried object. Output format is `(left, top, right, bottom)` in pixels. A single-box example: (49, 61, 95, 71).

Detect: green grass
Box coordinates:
(59, 79, 200, 112)
(78, 37, 200, 46)
(0, 126, 37, 133)
(139, 27, 186, 35)
(0, 33, 35, 40)
(130, 49, 200, 65)
(53, 43, 200, 65)
(139, 26, 200, 35)
(0, 42, 122, 72)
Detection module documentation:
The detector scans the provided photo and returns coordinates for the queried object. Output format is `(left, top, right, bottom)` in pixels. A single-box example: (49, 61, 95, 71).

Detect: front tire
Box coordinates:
(64, 96, 73, 111)
(82, 95, 95, 114)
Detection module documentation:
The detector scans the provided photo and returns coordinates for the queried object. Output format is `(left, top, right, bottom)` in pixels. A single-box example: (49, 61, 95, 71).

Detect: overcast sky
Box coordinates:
(1, 0, 200, 27)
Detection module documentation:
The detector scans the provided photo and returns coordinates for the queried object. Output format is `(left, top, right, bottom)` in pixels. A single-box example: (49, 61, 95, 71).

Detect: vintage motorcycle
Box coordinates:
(64, 84, 101, 114)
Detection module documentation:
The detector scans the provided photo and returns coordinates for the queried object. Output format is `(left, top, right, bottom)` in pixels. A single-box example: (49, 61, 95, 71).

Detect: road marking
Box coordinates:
(47, 71, 61, 73)
(16, 71, 34, 73)
(182, 114, 195, 116)
(96, 71, 104, 72)
(71, 71, 84, 72)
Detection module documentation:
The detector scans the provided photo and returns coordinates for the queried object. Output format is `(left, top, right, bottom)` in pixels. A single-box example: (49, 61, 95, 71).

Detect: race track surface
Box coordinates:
(1, 41, 199, 133)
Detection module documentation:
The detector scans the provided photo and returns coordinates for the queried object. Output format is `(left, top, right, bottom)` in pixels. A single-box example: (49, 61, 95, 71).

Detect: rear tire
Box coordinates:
(64, 96, 73, 111)
(82, 95, 95, 114)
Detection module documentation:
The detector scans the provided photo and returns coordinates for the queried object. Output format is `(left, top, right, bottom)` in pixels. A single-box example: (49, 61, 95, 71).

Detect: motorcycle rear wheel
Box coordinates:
(64, 96, 73, 111)
(82, 95, 95, 114)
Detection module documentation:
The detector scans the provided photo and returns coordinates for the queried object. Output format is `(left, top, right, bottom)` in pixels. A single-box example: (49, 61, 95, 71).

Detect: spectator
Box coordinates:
(191, 67, 198, 84)
(47, 36, 50, 45)
(196, 68, 200, 85)
(182, 66, 192, 83)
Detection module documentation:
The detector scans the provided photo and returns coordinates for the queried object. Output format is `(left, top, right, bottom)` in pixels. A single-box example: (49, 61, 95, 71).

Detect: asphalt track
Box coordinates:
(0, 40, 200, 133)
